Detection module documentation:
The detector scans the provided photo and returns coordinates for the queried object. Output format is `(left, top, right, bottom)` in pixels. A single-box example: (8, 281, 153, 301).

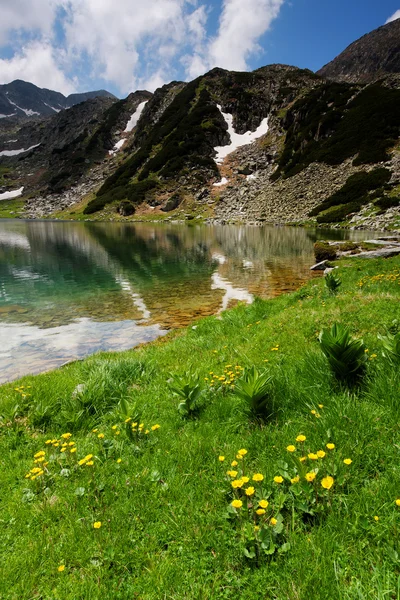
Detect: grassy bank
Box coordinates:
(1, 256, 400, 599)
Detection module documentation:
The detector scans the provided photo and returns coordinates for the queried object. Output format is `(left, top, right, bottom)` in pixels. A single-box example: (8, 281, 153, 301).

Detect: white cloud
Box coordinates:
(0, 40, 76, 94)
(0, 0, 284, 95)
(386, 9, 400, 23)
(209, 0, 284, 71)
(183, 0, 284, 78)
(0, 0, 57, 45)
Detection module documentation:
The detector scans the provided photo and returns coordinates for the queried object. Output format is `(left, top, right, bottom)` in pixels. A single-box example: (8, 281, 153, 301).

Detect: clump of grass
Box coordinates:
(325, 271, 342, 295)
(319, 323, 367, 385)
(232, 366, 273, 420)
(168, 371, 204, 417)
(379, 332, 400, 365)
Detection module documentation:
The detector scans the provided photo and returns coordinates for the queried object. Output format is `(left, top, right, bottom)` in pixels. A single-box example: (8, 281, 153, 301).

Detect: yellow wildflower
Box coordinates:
(318, 404, 324, 409)
(291, 476, 300, 484)
(254, 525, 260, 532)
(124, 418, 131, 423)
(236, 454, 243, 460)
(305, 472, 316, 482)
(92, 429, 98, 433)
(343, 458, 352, 465)
(374, 516, 379, 521)
(237, 449, 248, 456)
(45, 440, 52, 445)
(311, 410, 317, 415)
(317, 450, 326, 459)
(117, 458, 122, 464)
(34, 451, 45, 458)
(308, 453, 318, 460)
(396, 499, 400, 507)
(252, 473, 264, 482)
(70, 448, 77, 454)
(256, 509, 266, 516)
(218, 456, 225, 462)
(227, 470, 238, 478)
(98, 433, 105, 439)
(111, 425, 118, 430)
(296, 435, 306, 442)
(151, 424, 160, 431)
(321, 476, 334, 490)
(231, 460, 238, 467)
(326, 443, 335, 450)
(286, 445, 296, 453)
(299, 456, 307, 462)
(68, 441, 75, 446)
(86, 461, 94, 466)
(274, 476, 283, 484)
(245, 486, 255, 496)
(58, 565, 65, 572)
(93, 521, 102, 529)
(61, 433, 72, 440)
(270, 518, 278, 526)
(232, 479, 244, 489)
(241, 476, 250, 484)
(231, 499, 243, 509)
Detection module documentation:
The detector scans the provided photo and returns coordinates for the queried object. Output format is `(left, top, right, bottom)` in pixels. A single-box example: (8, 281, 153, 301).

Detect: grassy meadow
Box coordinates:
(0, 256, 400, 599)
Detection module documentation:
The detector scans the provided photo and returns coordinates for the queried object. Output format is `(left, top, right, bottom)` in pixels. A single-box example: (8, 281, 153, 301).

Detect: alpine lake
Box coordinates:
(0, 219, 374, 383)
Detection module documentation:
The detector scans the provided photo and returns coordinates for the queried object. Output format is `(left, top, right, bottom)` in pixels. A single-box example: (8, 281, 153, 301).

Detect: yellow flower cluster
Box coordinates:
(78, 454, 95, 467)
(207, 365, 243, 389)
(358, 270, 400, 288)
(122, 419, 161, 436)
(14, 385, 31, 399)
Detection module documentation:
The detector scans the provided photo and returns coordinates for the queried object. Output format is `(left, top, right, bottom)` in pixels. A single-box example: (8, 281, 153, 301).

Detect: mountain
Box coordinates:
(0, 79, 116, 118)
(0, 90, 152, 202)
(1, 21, 400, 230)
(318, 18, 400, 83)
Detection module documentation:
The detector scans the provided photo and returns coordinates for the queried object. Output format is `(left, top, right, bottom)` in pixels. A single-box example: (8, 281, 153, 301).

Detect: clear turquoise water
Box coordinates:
(0, 220, 372, 382)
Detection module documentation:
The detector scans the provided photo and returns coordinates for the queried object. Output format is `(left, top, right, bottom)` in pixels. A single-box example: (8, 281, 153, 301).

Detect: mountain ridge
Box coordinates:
(0, 79, 116, 118)
(318, 18, 400, 83)
(1, 19, 400, 230)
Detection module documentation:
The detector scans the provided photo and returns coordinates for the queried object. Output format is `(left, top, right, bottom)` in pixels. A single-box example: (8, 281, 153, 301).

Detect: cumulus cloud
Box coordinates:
(183, 0, 285, 78)
(0, 0, 57, 45)
(385, 9, 400, 23)
(209, 0, 284, 71)
(0, 0, 285, 95)
(0, 40, 76, 94)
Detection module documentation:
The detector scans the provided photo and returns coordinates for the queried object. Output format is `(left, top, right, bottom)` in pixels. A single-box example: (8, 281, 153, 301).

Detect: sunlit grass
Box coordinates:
(0, 256, 399, 599)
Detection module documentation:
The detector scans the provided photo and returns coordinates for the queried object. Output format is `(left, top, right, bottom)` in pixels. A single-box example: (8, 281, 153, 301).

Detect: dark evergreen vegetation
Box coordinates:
(85, 79, 224, 214)
(273, 83, 400, 179)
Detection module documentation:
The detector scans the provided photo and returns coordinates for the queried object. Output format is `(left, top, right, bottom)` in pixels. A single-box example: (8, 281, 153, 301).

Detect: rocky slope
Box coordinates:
(0, 79, 115, 118)
(1, 20, 400, 230)
(318, 18, 400, 83)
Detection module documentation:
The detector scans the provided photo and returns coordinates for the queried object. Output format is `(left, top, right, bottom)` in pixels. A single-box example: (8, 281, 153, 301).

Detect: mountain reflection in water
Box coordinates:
(0, 220, 373, 382)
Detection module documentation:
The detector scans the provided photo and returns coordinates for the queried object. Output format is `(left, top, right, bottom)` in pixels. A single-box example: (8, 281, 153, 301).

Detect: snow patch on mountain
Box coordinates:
(0, 144, 41, 157)
(8, 99, 40, 117)
(124, 101, 148, 133)
(43, 103, 61, 113)
(214, 106, 269, 164)
(213, 177, 229, 187)
(0, 187, 24, 200)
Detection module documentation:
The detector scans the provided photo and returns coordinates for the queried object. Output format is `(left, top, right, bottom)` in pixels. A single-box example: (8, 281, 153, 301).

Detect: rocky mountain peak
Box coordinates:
(318, 18, 400, 83)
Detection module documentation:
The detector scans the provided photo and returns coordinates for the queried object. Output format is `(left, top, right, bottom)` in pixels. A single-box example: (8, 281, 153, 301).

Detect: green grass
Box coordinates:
(0, 197, 25, 218)
(1, 257, 400, 599)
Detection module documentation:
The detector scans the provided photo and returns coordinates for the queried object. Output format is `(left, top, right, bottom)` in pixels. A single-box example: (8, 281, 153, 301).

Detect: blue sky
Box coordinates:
(0, 0, 399, 97)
